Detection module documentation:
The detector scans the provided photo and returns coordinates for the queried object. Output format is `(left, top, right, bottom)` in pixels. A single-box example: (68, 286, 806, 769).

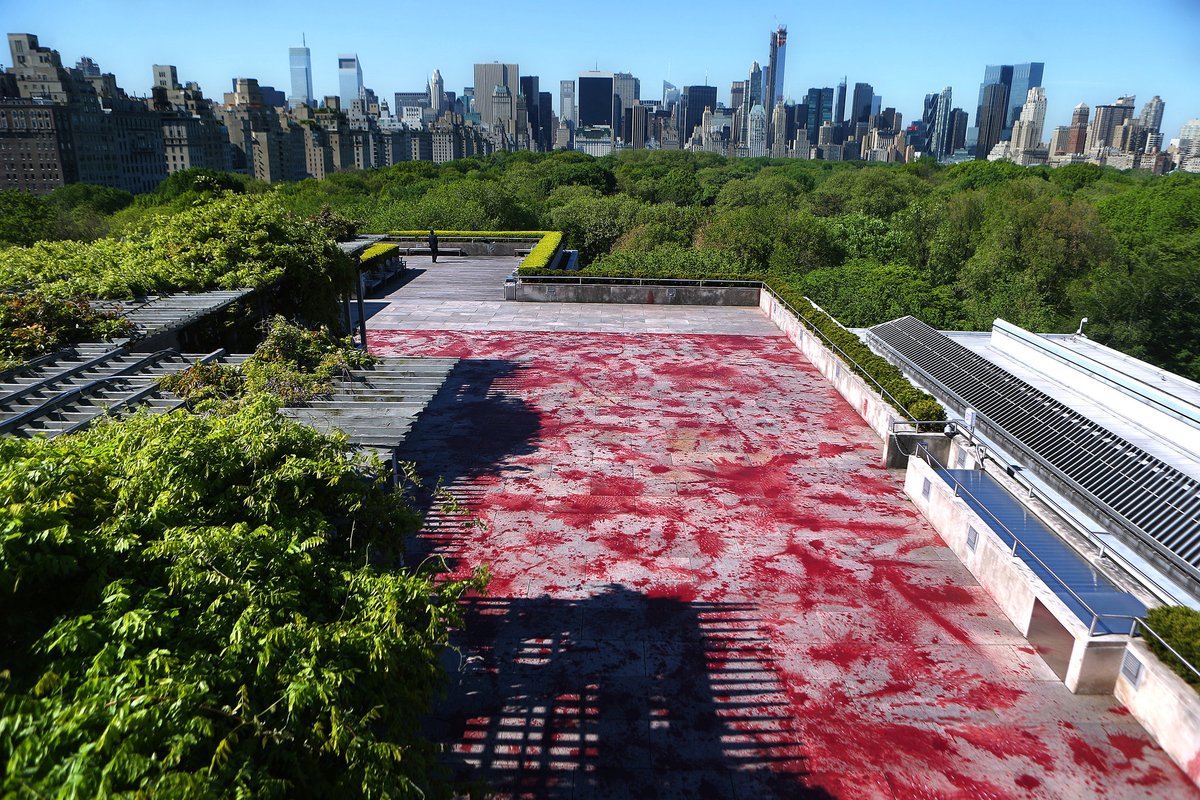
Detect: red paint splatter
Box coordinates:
(1016, 774, 1041, 790)
(1109, 733, 1151, 763)
(364, 328, 1197, 797)
(1068, 735, 1110, 772)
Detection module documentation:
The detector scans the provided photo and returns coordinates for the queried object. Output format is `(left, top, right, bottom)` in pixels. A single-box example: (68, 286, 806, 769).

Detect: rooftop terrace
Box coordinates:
(362, 254, 1196, 798)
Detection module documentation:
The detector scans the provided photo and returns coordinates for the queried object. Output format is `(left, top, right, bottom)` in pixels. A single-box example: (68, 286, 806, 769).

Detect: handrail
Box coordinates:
(915, 442, 1200, 685)
(759, 282, 917, 421)
(0, 349, 179, 435)
(517, 272, 920, 421)
(951, 422, 1186, 608)
(914, 442, 1127, 635)
(870, 320, 1200, 584)
(0, 347, 77, 384)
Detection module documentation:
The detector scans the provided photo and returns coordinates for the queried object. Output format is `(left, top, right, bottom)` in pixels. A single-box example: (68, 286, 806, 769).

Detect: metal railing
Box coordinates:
(869, 319, 1200, 586)
(516, 272, 921, 422)
(914, 442, 1200, 685)
(909, 418, 1190, 609)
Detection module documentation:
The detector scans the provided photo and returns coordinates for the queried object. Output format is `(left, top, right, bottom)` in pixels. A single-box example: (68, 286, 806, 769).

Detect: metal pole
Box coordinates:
(356, 271, 368, 350)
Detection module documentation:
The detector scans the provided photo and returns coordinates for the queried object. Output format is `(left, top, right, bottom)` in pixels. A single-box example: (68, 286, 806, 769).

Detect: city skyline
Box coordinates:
(4, 0, 1199, 140)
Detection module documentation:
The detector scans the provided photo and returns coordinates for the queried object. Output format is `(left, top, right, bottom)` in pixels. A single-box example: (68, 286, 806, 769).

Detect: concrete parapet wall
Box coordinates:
(759, 292, 903, 444)
(389, 238, 539, 256)
(1116, 639, 1200, 788)
(904, 456, 1127, 695)
(509, 283, 760, 306)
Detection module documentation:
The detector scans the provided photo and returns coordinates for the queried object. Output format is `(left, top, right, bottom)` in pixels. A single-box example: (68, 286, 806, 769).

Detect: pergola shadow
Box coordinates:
(430, 585, 831, 799)
(395, 358, 540, 565)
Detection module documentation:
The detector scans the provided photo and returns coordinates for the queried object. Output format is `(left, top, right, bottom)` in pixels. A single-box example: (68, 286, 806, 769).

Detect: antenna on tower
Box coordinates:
(302, 32, 306, 47)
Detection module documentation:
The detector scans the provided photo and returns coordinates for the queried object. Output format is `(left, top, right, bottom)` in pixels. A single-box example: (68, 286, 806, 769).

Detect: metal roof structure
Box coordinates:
(868, 316, 1200, 587)
(278, 357, 458, 466)
(1, 346, 457, 471)
(0, 345, 244, 437)
(93, 290, 255, 342)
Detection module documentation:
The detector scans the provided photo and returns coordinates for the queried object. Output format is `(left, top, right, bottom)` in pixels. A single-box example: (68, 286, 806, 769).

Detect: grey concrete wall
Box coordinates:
(885, 432, 951, 470)
(390, 238, 540, 256)
(510, 283, 761, 306)
(1116, 639, 1200, 788)
(759, 292, 904, 445)
(904, 456, 1127, 695)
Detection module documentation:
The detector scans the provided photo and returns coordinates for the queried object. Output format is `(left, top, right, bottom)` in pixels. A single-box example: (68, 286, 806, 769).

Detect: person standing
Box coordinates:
(428, 230, 439, 263)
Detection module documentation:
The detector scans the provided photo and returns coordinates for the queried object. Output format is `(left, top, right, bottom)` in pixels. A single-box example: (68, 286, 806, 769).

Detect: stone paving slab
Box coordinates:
(371, 328, 1197, 799)
(361, 256, 780, 336)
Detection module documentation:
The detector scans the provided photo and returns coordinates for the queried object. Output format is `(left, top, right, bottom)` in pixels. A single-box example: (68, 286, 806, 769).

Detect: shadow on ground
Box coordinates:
(396, 358, 540, 564)
(429, 586, 830, 799)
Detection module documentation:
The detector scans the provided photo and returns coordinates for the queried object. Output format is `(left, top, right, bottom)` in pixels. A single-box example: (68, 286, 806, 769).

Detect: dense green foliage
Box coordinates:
(0, 193, 354, 328)
(0, 294, 134, 370)
(0, 399, 485, 797)
(8, 156, 1199, 381)
(1144, 606, 1200, 688)
(161, 317, 376, 407)
(2, 318, 486, 796)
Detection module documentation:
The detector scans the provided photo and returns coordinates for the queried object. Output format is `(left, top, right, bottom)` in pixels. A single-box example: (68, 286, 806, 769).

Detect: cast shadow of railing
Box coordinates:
(429, 585, 832, 799)
(395, 358, 540, 565)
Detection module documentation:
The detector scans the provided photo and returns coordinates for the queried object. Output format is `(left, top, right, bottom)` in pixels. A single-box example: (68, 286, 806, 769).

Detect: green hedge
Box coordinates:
(518, 249, 943, 422)
(359, 242, 400, 267)
(1145, 606, 1200, 688)
(521, 231, 563, 270)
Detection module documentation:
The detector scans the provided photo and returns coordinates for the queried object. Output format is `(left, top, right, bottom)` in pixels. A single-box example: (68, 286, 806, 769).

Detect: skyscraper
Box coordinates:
(560, 79, 575, 126)
(662, 81, 680, 112)
(519, 75, 540, 146)
(1086, 96, 1135, 154)
(612, 72, 640, 132)
(680, 84, 717, 144)
(765, 26, 786, 144)
(969, 63, 1042, 142)
(1140, 95, 1165, 134)
(949, 108, 969, 153)
(766, 26, 787, 108)
(1065, 103, 1090, 154)
(929, 86, 953, 158)
(577, 71, 614, 128)
(288, 44, 312, 109)
(338, 54, 363, 107)
(1010, 87, 1047, 151)
(849, 82, 873, 140)
(834, 77, 847, 141)
(804, 87, 835, 146)
(747, 62, 763, 112)
(748, 104, 768, 157)
(975, 82, 1010, 159)
(1006, 63, 1044, 135)
(473, 62, 519, 128)
(429, 69, 445, 117)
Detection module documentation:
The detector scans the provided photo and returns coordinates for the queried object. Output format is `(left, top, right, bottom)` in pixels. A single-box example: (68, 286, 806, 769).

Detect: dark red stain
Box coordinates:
(366, 328, 1198, 797)
(1108, 732, 1151, 763)
(1068, 735, 1110, 772)
(1016, 774, 1041, 790)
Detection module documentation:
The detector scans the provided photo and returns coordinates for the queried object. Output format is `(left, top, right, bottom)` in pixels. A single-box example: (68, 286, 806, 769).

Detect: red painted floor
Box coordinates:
(372, 329, 1195, 799)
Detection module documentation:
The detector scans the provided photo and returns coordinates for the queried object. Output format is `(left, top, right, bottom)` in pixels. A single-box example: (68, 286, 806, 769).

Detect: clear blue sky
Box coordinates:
(5, 0, 1199, 139)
